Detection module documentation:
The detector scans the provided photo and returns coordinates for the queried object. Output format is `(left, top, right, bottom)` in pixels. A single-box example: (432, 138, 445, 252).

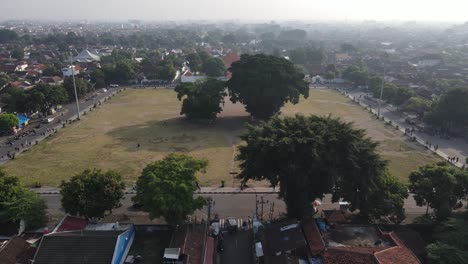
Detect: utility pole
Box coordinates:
(377, 61, 385, 118)
(207, 198, 215, 221)
(255, 193, 258, 219)
(258, 196, 269, 221)
(70, 52, 81, 120)
(269, 202, 275, 221)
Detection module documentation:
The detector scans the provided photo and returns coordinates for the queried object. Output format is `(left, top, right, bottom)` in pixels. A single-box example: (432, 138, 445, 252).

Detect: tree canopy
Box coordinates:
(60, 169, 125, 219)
(0, 114, 19, 134)
(201, 57, 226, 77)
(0, 170, 47, 229)
(133, 154, 207, 225)
(426, 214, 468, 264)
(409, 162, 468, 219)
(63, 77, 92, 99)
(175, 78, 226, 119)
(425, 87, 468, 134)
(227, 54, 309, 119)
(0, 29, 18, 44)
(186, 52, 202, 72)
(237, 114, 401, 219)
(289, 46, 324, 65)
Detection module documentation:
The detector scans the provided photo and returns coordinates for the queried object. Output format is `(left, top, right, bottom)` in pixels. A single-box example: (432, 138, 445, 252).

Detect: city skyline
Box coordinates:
(1, 0, 468, 23)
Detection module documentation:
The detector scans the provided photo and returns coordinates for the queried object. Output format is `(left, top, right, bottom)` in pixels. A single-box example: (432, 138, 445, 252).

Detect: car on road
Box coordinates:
(109, 84, 119, 88)
(225, 217, 238, 233)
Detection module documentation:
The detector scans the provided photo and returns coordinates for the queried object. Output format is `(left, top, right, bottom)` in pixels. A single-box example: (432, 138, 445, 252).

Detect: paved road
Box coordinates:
(40, 192, 432, 224)
(0, 87, 122, 164)
(337, 87, 467, 167)
(214, 231, 254, 264)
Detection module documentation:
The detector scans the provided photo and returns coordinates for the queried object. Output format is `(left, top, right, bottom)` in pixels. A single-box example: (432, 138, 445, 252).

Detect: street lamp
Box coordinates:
(70, 52, 80, 120)
(377, 61, 385, 118)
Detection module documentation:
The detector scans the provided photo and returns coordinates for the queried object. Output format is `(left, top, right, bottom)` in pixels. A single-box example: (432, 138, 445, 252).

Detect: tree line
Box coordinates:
(344, 65, 468, 136)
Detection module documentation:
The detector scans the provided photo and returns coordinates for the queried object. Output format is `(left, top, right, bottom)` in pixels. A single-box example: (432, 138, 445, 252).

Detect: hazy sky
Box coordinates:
(2, 0, 468, 22)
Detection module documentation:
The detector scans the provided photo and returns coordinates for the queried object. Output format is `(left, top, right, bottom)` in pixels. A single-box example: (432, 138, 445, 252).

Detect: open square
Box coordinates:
(3, 88, 439, 186)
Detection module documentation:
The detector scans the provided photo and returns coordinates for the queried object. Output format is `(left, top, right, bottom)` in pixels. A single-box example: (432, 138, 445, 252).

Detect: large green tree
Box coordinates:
(33, 84, 69, 115)
(175, 78, 226, 119)
(409, 162, 468, 219)
(186, 53, 202, 72)
(227, 54, 309, 119)
(2, 190, 48, 229)
(133, 154, 207, 225)
(237, 114, 396, 219)
(63, 77, 91, 99)
(0, 114, 19, 134)
(426, 214, 468, 264)
(0, 171, 47, 229)
(60, 169, 125, 219)
(201, 57, 226, 77)
(0, 29, 18, 43)
(425, 87, 468, 134)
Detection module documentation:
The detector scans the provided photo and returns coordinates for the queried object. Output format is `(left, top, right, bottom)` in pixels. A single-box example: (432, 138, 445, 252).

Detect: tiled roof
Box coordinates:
(323, 248, 377, 264)
(54, 215, 88, 233)
(374, 233, 420, 264)
(0, 236, 35, 264)
(301, 219, 325, 255)
(324, 232, 420, 264)
(223, 51, 240, 69)
(33, 231, 122, 264)
(323, 210, 346, 223)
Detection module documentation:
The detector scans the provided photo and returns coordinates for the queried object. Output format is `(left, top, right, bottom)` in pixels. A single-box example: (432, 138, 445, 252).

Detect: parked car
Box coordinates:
(225, 217, 238, 233)
(109, 84, 119, 88)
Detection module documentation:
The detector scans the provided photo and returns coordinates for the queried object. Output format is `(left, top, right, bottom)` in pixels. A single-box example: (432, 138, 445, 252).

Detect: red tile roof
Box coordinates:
(323, 248, 377, 264)
(54, 215, 88, 233)
(301, 219, 325, 255)
(324, 232, 420, 264)
(0, 236, 33, 264)
(323, 210, 346, 223)
(223, 51, 240, 69)
(374, 233, 420, 264)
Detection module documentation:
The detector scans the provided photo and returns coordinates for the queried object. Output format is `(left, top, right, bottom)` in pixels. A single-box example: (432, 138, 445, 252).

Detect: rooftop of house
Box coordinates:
(0, 236, 37, 264)
(53, 215, 89, 233)
(323, 210, 346, 223)
(263, 221, 307, 256)
(33, 230, 124, 264)
(327, 225, 394, 248)
(301, 218, 325, 255)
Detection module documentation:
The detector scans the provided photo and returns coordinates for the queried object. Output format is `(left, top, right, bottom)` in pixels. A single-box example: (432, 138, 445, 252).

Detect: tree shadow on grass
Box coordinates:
(106, 115, 250, 153)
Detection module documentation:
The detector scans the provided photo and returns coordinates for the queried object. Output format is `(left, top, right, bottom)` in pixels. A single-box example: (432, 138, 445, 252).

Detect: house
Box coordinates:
(258, 219, 420, 264)
(0, 236, 37, 264)
(223, 51, 240, 69)
(39, 76, 64, 86)
(73, 49, 101, 63)
(32, 215, 135, 264)
(61, 65, 80, 77)
(14, 61, 28, 72)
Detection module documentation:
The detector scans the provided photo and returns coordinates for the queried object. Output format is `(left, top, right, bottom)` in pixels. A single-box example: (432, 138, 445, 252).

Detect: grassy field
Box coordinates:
(3, 87, 439, 186)
(281, 88, 440, 181)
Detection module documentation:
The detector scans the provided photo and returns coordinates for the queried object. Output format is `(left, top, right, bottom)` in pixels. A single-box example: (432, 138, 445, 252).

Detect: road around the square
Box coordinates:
(40, 191, 436, 224)
(0, 87, 122, 164)
(335, 86, 468, 168)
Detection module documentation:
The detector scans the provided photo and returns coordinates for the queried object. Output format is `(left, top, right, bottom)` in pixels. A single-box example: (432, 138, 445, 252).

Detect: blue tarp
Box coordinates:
(16, 114, 29, 127)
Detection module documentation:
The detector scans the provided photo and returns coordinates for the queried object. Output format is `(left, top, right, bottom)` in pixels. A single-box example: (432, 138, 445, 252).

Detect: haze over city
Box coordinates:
(1, 0, 468, 263)
(2, 0, 468, 22)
